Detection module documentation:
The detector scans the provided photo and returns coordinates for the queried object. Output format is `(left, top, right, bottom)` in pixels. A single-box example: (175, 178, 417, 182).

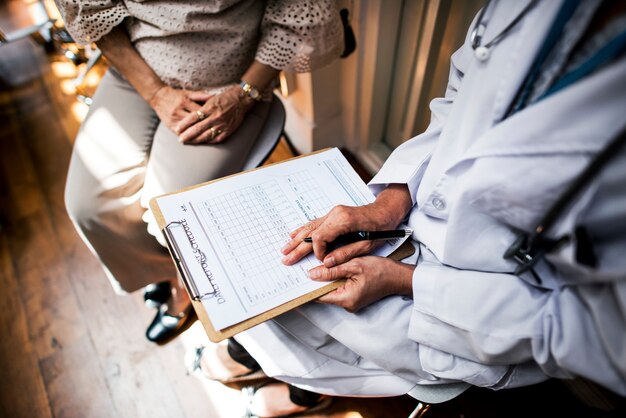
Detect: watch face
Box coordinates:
(240, 81, 261, 100)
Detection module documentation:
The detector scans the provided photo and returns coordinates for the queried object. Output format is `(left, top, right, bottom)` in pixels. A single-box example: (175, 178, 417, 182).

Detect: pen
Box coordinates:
(303, 229, 411, 245)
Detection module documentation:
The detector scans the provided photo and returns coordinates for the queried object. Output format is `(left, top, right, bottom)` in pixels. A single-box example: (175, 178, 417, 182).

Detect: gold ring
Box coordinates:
(209, 127, 216, 138)
(196, 110, 206, 121)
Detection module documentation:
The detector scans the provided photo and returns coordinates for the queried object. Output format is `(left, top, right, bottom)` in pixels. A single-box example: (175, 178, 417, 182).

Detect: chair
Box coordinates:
(0, 0, 102, 93)
(0, 0, 55, 49)
(406, 381, 471, 418)
(241, 93, 287, 171)
(562, 377, 626, 414)
(0, 17, 54, 47)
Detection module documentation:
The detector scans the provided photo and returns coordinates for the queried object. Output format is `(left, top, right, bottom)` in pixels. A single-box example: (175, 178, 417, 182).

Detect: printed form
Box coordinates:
(154, 148, 409, 330)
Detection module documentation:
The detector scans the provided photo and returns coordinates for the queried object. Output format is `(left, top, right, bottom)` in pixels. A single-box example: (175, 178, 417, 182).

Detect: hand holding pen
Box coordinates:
(283, 226, 411, 270)
(282, 188, 413, 267)
(303, 229, 411, 245)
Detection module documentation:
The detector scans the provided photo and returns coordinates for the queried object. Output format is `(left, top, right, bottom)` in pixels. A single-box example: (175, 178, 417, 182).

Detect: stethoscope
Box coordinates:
(503, 125, 626, 281)
(471, 0, 539, 61)
(469, 1, 626, 279)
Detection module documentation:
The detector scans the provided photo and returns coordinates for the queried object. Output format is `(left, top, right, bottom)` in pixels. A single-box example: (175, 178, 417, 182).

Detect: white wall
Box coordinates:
(278, 0, 398, 175)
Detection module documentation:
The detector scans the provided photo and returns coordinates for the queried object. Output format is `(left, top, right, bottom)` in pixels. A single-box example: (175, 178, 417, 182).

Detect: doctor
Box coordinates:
(202, 0, 626, 415)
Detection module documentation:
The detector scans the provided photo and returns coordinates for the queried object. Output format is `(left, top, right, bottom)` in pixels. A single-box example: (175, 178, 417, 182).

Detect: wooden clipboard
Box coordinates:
(149, 149, 415, 342)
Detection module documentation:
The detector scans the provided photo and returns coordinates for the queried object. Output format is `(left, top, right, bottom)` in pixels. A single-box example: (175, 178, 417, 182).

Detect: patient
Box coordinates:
(57, 0, 344, 343)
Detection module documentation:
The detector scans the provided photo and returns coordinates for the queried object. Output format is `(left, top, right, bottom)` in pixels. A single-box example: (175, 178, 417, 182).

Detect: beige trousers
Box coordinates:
(64, 69, 271, 294)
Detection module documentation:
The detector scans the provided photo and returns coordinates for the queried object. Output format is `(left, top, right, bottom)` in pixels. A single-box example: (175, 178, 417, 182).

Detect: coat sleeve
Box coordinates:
(53, 0, 129, 45)
(409, 222, 626, 395)
(255, 0, 344, 72)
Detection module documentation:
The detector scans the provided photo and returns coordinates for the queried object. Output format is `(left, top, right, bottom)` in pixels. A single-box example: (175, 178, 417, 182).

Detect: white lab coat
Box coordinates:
(237, 0, 626, 397)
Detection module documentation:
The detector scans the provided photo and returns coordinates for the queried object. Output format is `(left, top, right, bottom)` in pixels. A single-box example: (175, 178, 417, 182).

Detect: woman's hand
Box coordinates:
(175, 86, 256, 145)
(281, 184, 413, 266)
(308, 256, 414, 313)
(149, 86, 212, 134)
(95, 28, 275, 146)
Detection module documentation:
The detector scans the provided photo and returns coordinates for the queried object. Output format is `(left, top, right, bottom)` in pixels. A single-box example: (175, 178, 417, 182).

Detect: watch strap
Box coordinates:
(239, 80, 262, 101)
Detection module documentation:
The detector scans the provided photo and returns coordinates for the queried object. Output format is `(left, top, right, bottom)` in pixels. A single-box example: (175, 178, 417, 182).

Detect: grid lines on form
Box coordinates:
(198, 180, 319, 306)
(287, 170, 334, 221)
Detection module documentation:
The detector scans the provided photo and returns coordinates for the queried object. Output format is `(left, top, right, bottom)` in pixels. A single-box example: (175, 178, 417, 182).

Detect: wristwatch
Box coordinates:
(239, 80, 262, 101)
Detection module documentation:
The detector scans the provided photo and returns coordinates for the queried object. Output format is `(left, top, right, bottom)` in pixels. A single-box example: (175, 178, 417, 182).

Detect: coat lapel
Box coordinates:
(484, 0, 561, 122)
(460, 57, 626, 162)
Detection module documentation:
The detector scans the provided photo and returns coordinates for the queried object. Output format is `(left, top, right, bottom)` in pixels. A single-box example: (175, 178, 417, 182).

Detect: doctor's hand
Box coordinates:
(308, 256, 414, 313)
(281, 184, 413, 266)
(149, 85, 212, 135)
(176, 86, 256, 145)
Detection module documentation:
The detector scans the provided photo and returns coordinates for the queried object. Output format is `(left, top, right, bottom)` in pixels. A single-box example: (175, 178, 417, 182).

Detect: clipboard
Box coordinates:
(150, 149, 415, 342)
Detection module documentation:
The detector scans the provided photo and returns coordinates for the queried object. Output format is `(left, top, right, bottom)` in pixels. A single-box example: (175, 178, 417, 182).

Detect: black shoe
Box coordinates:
(145, 304, 194, 344)
(143, 281, 171, 309)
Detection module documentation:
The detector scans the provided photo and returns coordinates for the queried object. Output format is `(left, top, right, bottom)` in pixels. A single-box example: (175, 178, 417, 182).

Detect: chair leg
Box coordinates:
(281, 133, 299, 156)
(408, 401, 431, 418)
(73, 48, 102, 86)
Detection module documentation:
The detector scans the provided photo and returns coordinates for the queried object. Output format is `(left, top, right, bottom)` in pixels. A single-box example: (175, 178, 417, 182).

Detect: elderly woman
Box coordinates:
(56, 0, 344, 344)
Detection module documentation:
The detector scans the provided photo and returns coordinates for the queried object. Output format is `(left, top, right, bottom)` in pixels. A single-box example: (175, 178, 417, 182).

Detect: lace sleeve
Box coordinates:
(256, 0, 344, 72)
(53, 0, 129, 45)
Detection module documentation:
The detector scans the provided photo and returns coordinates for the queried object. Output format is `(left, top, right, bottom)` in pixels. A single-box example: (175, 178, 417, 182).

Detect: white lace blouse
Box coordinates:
(54, 0, 344, 90)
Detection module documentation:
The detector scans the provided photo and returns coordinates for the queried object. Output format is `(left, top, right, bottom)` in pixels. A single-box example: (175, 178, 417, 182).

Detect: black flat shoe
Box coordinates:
(145, 304, 194, 344)
(143, 281, 171, 308)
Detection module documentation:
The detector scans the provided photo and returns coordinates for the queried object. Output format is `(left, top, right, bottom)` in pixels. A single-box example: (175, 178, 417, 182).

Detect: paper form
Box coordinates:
(155, 148, 409, 330)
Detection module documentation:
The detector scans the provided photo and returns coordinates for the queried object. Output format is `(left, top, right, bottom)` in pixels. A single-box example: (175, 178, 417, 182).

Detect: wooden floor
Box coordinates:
(0, 22, 619, 418)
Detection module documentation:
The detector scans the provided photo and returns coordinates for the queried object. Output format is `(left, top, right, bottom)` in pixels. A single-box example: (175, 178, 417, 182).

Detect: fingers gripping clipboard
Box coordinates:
(150, 148, 415, 343)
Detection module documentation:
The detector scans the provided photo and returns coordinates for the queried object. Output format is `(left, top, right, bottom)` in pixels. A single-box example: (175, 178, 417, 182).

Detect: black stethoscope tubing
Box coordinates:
(504, 125, 626, 277)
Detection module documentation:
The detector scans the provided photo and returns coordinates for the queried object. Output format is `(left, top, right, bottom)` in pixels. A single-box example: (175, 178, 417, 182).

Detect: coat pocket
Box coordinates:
(464, 154, 589, 231)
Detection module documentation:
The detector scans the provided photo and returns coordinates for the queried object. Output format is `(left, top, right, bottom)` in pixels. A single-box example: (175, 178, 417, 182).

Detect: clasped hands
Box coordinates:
(149, 84, 255, 145)
(281, 198, 415, 313)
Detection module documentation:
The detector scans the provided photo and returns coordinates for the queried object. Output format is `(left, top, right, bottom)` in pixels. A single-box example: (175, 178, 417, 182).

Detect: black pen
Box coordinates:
(303, 229, 411, 245)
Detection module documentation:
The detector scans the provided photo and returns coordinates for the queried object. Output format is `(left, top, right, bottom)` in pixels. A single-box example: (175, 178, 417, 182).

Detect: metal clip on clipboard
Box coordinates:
(162, 221, 216, 301)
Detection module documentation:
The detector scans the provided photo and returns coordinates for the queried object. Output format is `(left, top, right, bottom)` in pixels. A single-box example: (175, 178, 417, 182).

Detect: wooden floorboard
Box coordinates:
(0, 228, 53, 418)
